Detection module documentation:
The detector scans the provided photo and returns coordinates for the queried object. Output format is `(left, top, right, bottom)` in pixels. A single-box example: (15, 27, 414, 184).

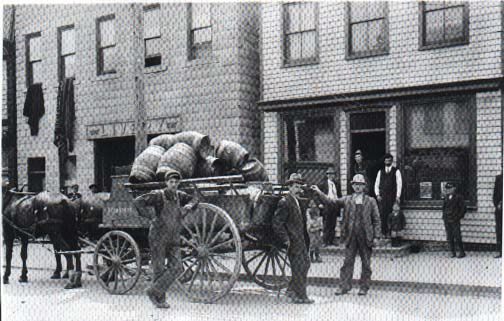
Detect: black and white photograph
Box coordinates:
(1, 1, 502, 320)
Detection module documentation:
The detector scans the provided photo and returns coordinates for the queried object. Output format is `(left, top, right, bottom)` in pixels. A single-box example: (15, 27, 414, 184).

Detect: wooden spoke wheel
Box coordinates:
(178, 203, 242, 303)
(93, 231, 141, 295)
(242, 239, 291, 291)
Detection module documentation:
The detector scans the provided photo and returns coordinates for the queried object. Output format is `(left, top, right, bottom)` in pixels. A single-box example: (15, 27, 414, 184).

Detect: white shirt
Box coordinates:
(328, 180, 338, 200)
(374, 166, 402, 199)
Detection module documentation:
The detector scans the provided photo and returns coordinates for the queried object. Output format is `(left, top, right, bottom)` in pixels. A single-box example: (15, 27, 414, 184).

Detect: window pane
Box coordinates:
(350, 2, 368, 22)
(351, 23, 367, 53)
(145, 37, 161, 56)
(144, 7, 161, 39)
(102, 47, 115, 72)
(368, 19, 386, 51)
(30, 36, 41, 61)
(367, 2, 386, 20)
(288, 116, 335, 162)
(193, 27, 211, 45)
(285, 33, 302, 62)
(32, 61, 43, 84)
(61, 28, 75, 55)
(444, 6, 464, 42)
(302, 31, 316, 59)
(192, 3, 211, 28)
(285, 3, 301, 33)
(63, 55, 75, 79)
(100, 18, 115, 47)
(425, 10, 444, 45)
(300, 2, 316, 31)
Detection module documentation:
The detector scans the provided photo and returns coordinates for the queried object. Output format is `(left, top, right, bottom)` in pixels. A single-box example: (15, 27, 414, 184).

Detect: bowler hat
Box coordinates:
(326, 167, 336, 175)
(351, 174, 366, 184)
(165, 170, 182, 181)
(286, 173, 305, 185)
(354, 149, 363, 156)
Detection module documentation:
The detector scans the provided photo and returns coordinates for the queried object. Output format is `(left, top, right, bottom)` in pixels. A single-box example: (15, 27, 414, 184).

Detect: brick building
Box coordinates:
(12, 3, 260, 193)
(260, 2, 503, 244)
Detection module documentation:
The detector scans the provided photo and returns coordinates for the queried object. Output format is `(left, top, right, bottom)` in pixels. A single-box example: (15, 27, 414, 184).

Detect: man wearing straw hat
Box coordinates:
(272, 173, 314, 304)
(312, 174, 381, 296)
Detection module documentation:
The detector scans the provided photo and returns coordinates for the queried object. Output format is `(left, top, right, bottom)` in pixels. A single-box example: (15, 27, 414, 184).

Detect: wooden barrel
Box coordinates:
(156, 143, 197, 179)
(129, 145, 165, 183)
(194, 156, 226, 177)
(215, 140, 249, 170)
(175, 131, 213, 159)
(240, 158, 269, 182)
(149, 134, 177, 150)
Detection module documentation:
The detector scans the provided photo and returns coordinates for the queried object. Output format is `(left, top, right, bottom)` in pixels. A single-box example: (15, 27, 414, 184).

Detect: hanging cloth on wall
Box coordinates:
(23, 83, 45, 136)
(54, 78, 75, 170)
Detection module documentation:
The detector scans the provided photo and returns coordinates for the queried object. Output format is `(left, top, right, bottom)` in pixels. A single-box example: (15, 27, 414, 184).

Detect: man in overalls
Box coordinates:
(133, 171, 198, 309)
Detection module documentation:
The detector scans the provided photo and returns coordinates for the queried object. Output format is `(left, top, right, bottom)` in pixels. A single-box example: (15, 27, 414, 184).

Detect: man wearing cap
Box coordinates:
(317, 167, 342, 246)
(272, 173, 314, 304)
(312, 174, 381, 296)
(443, 182, 466, 258)
(374, 153, 402, 238)
(133, 171, 198, 308)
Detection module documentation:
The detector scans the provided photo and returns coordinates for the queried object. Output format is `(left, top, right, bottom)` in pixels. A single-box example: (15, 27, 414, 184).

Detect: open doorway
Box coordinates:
(94, 136, 135, 192)
(349, 111, 386, 196)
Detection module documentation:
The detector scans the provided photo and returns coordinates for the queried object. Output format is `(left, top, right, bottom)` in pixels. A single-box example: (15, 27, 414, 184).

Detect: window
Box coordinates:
(283, 2, 318, 65)
(419, 1, 469, 49)
(59, 26, 75, 80)
(189, 3, 212, 60)
(97, 15, 116, 75)
(26, 33, 42, 86)
(28, 157, 45, 192)
(144, 5, 162, 67)
(347, 2, 388, 58)
(402, 97, 476, 204)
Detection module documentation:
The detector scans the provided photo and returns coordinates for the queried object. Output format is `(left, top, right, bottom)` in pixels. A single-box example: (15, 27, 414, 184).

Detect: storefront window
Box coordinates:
(403, 97, 475, 203)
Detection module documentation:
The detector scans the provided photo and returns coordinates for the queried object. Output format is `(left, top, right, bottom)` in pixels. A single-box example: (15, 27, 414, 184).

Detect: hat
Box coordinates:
(164, 170, 182, 181)
(326, 167, 336, 175)
(351, 174, 366, 184)
(286, 173, 305, 185)
(89, 183, 98, 189)
(354, 149, 363, 156)
(445, 182, 456, 189)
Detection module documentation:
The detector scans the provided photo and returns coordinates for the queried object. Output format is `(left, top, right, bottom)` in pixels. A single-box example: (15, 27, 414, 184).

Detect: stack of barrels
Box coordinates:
(129, 131, 269, 183)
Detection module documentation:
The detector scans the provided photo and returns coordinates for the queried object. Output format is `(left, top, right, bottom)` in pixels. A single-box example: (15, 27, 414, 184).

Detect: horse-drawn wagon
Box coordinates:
(89, 173, 311, 303)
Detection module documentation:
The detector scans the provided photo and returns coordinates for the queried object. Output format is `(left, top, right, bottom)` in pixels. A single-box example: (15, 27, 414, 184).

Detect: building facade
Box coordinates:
(260, 2, 503, 244)
(13, 3, 260, 193)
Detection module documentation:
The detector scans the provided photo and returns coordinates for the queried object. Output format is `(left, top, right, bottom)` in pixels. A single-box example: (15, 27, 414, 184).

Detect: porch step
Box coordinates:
(320, 239, 412, 258)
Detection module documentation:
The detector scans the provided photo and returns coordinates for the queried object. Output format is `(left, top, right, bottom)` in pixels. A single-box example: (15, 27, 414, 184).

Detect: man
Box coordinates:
(133, 171, 198, 309)
(317, 167, 342, 246)
(89, 183, 99, 194)
(272, 173, 314, 304)
(493, 173, 502, 258)
(374, 153, 402, 238)
(442, 182, 466, 259)
(312, 174, 381, 296)
(67, 184, 82, 201)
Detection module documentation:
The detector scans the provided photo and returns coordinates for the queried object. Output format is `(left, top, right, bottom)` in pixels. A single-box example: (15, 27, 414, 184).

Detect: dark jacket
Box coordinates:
(493, 174, 502, 210)
(442, 193, 466, 223)
(272, 193, 310, 250)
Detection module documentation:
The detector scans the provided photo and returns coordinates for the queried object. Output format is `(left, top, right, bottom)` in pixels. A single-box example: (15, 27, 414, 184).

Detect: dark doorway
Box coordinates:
(349, 111, 386, 196)
(94, 136, 135, 192)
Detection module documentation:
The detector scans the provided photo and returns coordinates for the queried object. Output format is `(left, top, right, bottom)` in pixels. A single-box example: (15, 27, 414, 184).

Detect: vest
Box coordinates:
(379, 167, 397, 198)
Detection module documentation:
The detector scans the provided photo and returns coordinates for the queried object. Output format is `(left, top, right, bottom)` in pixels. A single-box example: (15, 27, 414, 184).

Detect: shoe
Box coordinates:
(457, 253, 466, 259)
(294, 297, 315, 304)
(358, 288, 368, 296)
(145, 288, 170, 309)
(334, 288, 349, 296)
(494, 253, 501, 258)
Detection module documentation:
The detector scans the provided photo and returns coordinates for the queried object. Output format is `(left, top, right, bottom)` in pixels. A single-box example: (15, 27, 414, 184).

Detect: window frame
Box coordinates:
(58, 25, 76, 81)
(96, 14, 117, 76)
(345, 1, 389, 60)
(144, 4, 162, 68)
(25, 32, 42, 87)
(282, 2, 319, 67)
(188, 3, 213, 61)
(418, 1, 470, 50)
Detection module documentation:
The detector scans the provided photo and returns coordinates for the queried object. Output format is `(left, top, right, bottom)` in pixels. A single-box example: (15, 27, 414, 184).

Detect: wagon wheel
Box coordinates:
(177, 203, 242, 303)
(93, 230, 142, 295)
(242, 237, 291, 291)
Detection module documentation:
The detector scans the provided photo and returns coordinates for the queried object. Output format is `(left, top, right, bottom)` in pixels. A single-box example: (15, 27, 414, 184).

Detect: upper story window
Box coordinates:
(283, 2, 318, 66)
(97, 15, 116, 75)
(419, 1, 469, 50)
(189, 3, 212, 60)
(347, 2, 388, 59)
(26, 33, 42, 86)
(144, 5, 162, 67)
(59, 26, 75, 80)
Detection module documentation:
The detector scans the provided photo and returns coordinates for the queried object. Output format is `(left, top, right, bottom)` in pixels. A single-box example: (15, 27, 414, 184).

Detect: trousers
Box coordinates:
(339, 228, 373, 291)
(378, 194, 395, 235)
(444, 220, 465, 255)
(287, 241, 310, 299)
(496, 209, 502, 253)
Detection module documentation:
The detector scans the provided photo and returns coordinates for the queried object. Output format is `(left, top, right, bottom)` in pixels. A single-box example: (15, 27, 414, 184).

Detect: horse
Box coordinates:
(2, 189, 82, 288)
